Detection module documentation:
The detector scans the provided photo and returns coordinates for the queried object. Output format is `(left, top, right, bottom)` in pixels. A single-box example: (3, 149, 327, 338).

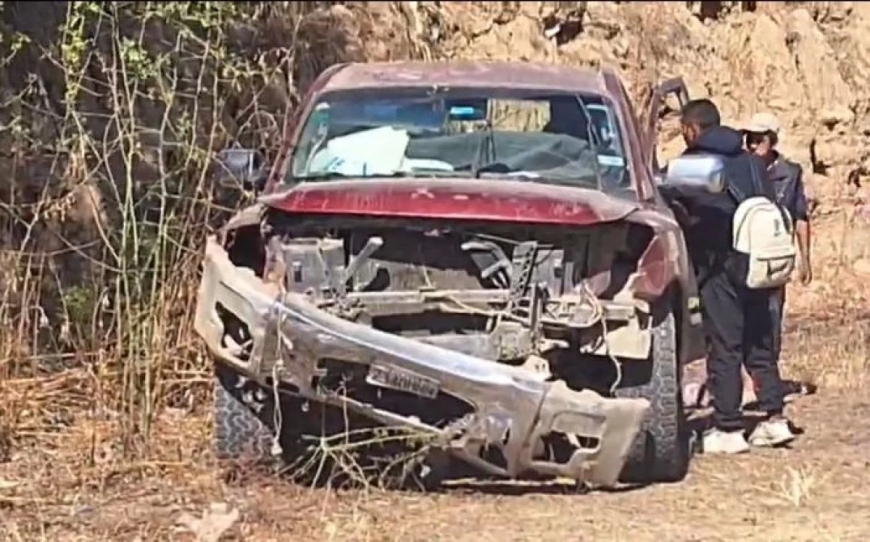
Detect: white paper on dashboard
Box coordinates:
(310, 126, 411, 176)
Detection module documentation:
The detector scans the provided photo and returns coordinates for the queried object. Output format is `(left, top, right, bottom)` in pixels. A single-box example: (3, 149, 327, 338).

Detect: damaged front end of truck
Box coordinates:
(193, 180, 687, 487)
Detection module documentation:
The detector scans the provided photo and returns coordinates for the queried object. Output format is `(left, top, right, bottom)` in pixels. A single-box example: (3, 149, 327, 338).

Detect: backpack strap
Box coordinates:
(747, 156, 766, 196)
(725, 154, 766, 205)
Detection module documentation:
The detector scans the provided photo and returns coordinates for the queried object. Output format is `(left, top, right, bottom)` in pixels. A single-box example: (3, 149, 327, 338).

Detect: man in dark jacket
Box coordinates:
(664, 99, 793, 454)
(743, 112, 813, 363)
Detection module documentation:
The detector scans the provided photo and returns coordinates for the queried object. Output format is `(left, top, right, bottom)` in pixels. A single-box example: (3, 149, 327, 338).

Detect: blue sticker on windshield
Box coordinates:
(449, 106, 478, 117)
(597, 155, 625, 167)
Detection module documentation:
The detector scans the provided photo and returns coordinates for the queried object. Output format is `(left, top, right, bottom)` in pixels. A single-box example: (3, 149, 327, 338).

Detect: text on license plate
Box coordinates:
(365, 364, 440, 399)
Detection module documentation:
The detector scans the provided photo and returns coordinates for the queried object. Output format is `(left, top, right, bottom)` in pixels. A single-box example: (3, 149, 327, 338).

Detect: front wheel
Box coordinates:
(212, 365, 277, 462)
(615, 296, 692, 484)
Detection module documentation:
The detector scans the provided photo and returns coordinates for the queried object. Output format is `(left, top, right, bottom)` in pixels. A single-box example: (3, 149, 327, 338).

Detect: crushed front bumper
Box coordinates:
(194, 236, 650, 487)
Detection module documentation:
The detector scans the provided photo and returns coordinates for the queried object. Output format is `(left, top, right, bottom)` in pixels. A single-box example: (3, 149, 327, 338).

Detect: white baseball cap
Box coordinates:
(742, 112, 781, 134)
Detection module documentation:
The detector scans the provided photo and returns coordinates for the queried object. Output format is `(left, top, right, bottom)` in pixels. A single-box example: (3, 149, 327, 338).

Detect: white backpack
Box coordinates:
(730, 160, 797, 289)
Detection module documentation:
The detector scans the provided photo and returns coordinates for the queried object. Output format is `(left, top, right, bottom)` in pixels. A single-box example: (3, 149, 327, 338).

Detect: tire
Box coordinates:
(212, 365, 277, 462)
(615, 296, 691, 484)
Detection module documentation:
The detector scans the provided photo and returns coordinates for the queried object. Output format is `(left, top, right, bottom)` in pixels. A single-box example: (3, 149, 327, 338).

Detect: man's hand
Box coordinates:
(798, 258, 813, 285)
(795, 220, 812, 285)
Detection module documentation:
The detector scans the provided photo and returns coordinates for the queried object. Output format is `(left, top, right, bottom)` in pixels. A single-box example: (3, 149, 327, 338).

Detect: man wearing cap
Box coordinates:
(742, 111, 812, 443)
(743, 114, 813, 333)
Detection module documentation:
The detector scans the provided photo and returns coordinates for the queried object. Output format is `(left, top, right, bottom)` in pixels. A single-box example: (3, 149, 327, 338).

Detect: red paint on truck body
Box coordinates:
(261, 177, 638, 227)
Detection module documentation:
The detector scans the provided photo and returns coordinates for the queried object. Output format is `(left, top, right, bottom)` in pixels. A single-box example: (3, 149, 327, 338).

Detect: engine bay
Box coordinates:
(240, 211, 656, 374)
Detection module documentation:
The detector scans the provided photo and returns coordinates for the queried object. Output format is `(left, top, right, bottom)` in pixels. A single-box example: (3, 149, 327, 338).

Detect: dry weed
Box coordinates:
(177, 502, 240, 542)
(777, 465, 822, 507)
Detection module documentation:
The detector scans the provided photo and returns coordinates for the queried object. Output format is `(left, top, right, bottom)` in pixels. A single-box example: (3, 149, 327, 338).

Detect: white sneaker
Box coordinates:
(702, 429, 750, 454)
(748, 418, 795, 447)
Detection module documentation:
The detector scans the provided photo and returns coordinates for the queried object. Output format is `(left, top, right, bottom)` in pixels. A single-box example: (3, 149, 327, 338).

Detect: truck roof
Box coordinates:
(319, 61, 614, 95)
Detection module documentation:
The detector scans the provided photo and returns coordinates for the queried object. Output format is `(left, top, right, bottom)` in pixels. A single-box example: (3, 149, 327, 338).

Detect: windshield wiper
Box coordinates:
(292, 171, 354, 182)
(471, 119, 496, 178)
(292, 168, 472, 183)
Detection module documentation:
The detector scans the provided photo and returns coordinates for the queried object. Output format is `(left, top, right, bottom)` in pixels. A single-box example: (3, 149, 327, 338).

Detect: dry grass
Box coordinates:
(1, 379, 868, 541)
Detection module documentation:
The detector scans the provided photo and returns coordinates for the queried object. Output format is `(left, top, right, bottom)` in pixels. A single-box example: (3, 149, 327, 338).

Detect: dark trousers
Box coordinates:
(771, 286, 786, 361)
(700, 269, 785, 432)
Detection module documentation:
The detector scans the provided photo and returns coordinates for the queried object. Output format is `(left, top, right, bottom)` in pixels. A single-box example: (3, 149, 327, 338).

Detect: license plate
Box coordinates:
(366, 364, 440, 399)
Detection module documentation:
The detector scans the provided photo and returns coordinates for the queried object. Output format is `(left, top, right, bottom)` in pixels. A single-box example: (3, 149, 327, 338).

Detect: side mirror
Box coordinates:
(214, 148, 267, 192)
(662, 154, 726, 193)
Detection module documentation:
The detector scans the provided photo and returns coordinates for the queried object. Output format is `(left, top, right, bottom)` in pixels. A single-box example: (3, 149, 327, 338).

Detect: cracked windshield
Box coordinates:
(289, 89, 630, 191)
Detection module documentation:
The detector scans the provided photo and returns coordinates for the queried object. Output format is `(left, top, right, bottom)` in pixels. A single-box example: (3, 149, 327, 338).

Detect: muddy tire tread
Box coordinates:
(212, 374, 274, 461)
(616, 298, 691, 484)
